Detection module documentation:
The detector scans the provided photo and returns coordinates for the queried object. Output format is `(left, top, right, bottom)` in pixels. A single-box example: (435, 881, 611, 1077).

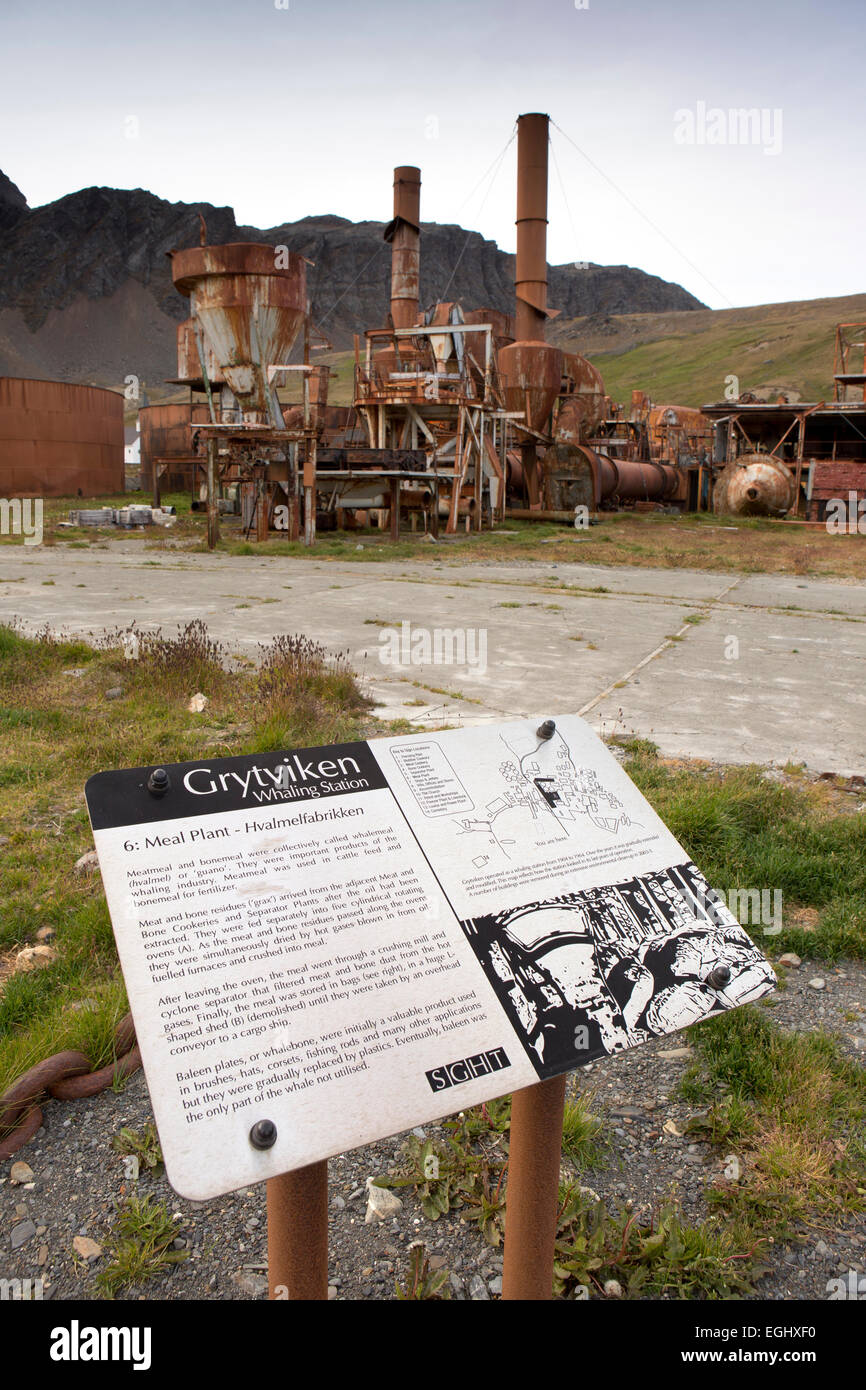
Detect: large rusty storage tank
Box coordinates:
(0, 377, 124, 497)
(714, 453, 796, 516)
(140, 402, 212, 494)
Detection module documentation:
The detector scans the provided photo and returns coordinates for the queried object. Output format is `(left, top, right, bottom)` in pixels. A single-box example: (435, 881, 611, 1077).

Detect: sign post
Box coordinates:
(267, 1162, 329, 1300)
(501, 1074, 568, 1300)
(85, 716, 776, 1299)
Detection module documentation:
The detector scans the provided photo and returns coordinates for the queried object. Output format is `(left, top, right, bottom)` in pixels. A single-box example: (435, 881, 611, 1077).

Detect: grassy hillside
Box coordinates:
(553, 292, 866, 409)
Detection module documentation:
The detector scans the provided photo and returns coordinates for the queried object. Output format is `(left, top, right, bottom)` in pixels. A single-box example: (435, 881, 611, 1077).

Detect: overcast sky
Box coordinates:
(2, 0, 862, 310)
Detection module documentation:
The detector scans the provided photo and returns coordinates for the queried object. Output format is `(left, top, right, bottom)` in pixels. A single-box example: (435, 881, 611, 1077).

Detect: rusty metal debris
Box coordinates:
(0, 1015, 141, 1161)
(702, 357, 866, 518)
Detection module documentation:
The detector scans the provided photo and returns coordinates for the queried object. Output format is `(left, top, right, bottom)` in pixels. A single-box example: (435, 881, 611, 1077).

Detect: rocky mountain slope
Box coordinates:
(0, 174, 704, 389)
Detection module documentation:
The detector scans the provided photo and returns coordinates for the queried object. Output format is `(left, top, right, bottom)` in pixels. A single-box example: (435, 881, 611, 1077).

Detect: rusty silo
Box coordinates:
(168, 243, 307, 426)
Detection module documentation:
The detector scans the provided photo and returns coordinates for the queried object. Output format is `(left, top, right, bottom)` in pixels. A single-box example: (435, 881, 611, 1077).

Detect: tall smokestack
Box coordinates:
(385, 166, 421, 330)
(514, 113, 550, 343)
(497, 112, 563, 508)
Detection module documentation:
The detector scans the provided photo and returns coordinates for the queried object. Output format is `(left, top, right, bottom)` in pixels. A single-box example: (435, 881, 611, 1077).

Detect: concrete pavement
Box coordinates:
(1, 541, 863, 774)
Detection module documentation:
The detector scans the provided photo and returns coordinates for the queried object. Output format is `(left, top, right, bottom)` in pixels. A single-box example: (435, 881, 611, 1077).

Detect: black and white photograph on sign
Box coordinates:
(0, 0, 863, 1337)
(461, 861, 774, 1077)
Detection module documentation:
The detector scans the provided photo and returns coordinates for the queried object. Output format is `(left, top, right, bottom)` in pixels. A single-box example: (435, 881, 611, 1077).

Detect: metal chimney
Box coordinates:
(514, 112, 551, 343)
(384, 166, 421, 330)
(498, 114, 564, 505)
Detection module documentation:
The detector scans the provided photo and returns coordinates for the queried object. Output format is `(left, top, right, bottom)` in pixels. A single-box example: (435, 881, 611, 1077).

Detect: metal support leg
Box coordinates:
(389, 477, 400, 542)
(303, 435, 316, 547)
(206, 439, 219, 551)
(501, 1074, 567, 1300)
(267, 1161, 328, 1300)
(256, 475, 269, 544)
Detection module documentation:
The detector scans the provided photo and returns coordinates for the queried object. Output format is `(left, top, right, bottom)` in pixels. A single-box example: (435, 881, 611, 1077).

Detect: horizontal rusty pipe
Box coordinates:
(438, 495, 476, 519)
(610, 458, 679, 502)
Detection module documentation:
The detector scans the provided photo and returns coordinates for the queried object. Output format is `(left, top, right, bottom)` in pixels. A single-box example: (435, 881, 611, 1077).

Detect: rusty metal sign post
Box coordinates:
(264, 1081, 567, 1301)
(267, 1162, 329, 1301)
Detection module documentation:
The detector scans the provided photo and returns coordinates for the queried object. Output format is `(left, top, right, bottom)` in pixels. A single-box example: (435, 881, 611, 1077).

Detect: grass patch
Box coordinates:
(621, 743, 866, 961)
(680, 1007, 866, 1237)
(0, 619, 370, 1131)
(561, 1093, 606, 1168)
(96, 1194, 187, 1298)
(553, 1188, 769, 1299)
(112, 1120, 163, 1174)
(13, 484, 866, 576)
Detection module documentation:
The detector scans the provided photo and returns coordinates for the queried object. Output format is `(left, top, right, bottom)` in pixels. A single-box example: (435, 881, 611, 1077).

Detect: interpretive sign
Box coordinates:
(86, 715, 775, 1200)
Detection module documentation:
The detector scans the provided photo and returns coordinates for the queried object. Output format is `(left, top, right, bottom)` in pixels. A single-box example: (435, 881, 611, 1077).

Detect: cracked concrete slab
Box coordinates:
(1, 544, 863, 774)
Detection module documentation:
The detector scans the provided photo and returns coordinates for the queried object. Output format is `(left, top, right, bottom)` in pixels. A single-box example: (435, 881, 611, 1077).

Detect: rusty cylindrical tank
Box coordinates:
(0, 377, 124, 497)
(384, 167, 421, 331)
(539, 443, 678, 511)
(168, 244, 307, 420)
(140, 401, 212, 494)
(713, 453, 796, 517)
(611, 457, 679, 502)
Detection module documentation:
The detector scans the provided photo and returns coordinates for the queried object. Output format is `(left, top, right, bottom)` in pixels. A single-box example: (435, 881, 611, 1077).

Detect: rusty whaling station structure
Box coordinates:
(130, 112, 866, 541)
(5, 115, 865, 528)
(140, 113, 715, 549)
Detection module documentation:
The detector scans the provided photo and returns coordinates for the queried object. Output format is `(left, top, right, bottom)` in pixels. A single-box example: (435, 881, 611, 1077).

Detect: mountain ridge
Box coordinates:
(0, 174, 705, 388)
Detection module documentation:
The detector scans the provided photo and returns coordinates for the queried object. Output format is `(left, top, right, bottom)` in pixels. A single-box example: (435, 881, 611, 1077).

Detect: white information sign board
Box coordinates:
(86, 716, 775, 1200)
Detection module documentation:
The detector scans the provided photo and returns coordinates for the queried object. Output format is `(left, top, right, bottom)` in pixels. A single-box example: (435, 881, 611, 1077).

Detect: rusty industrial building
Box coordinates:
(703, 321, 866, 519)
(9, 113, 863, 533)
(0, 377, 124, 497)
(140, 112, 721, 548)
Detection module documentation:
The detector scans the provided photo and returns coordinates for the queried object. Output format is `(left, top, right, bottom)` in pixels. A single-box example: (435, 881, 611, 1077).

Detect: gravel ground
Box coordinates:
(3, 956, 864, 1303)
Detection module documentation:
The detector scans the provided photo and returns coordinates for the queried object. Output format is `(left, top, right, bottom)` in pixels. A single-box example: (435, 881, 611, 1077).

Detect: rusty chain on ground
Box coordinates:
(0, 1013, 140, 1161)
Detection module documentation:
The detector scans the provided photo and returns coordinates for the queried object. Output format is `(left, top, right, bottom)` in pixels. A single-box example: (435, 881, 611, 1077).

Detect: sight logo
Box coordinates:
(377, 620, 488, 676)
(674, 102, 783, 157)
(0, 497, 43, 546)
